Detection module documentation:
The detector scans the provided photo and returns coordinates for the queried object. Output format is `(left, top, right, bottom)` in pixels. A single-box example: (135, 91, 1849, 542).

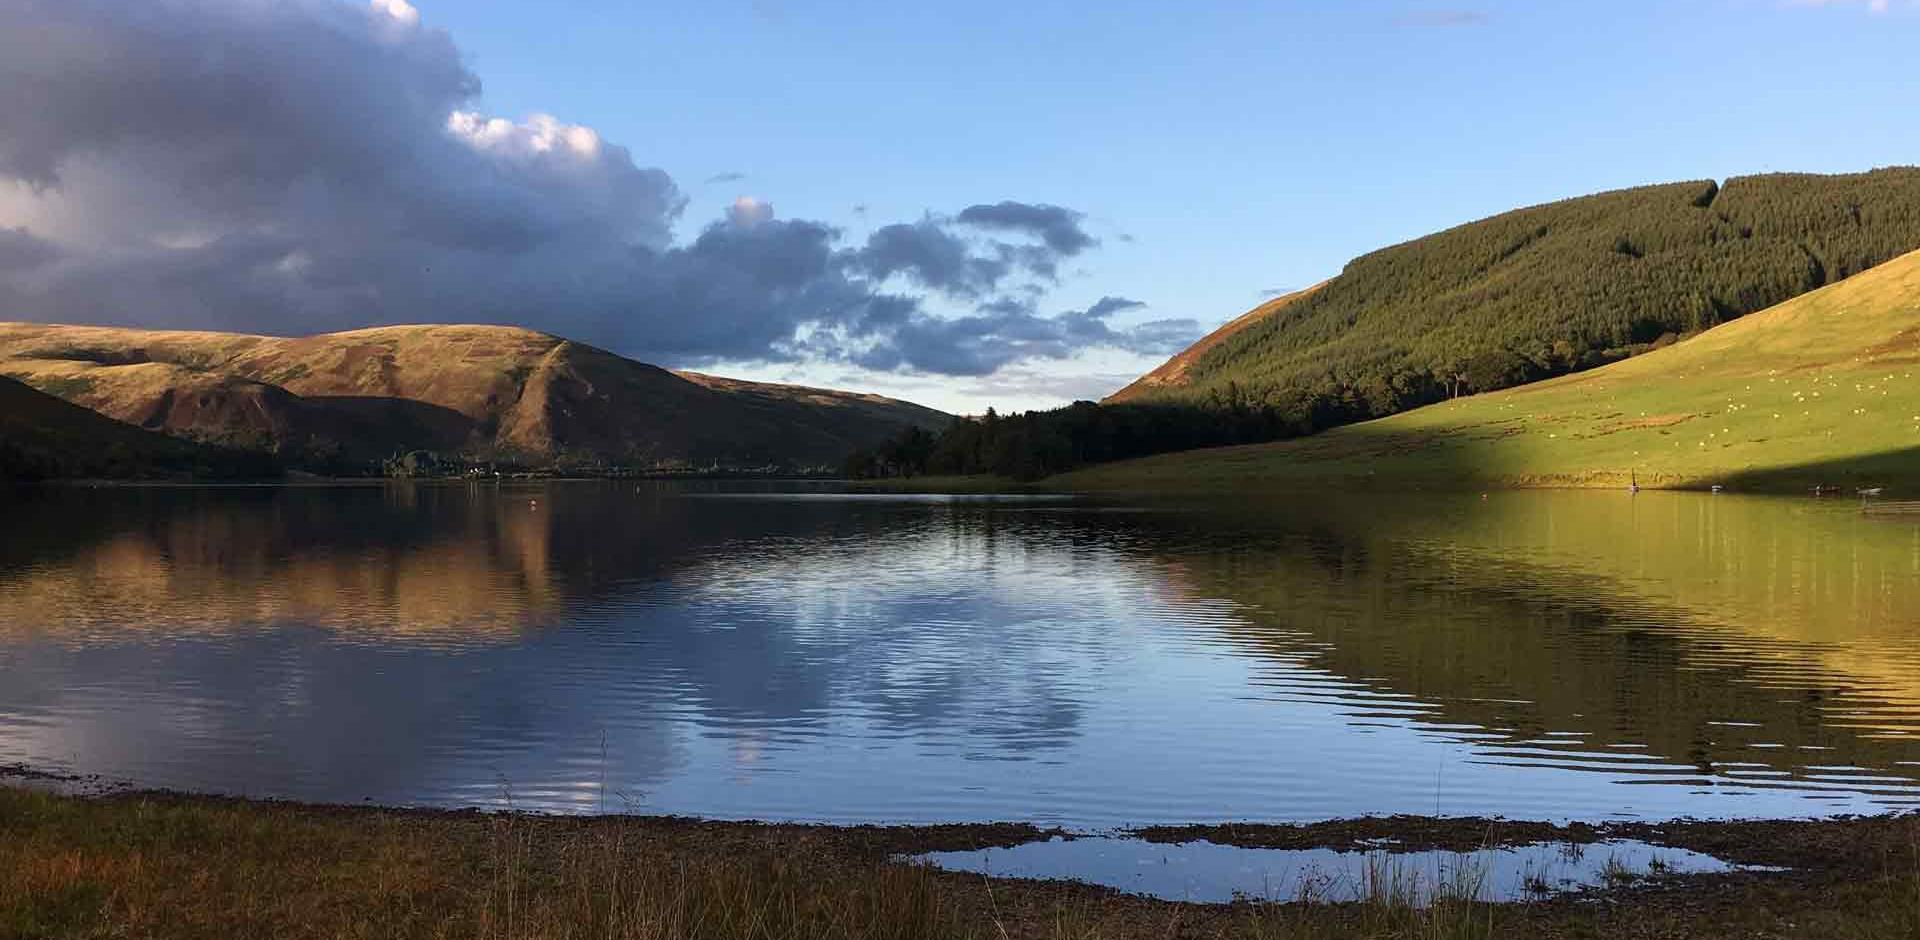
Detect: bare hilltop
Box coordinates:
(0, 323, 948, 473)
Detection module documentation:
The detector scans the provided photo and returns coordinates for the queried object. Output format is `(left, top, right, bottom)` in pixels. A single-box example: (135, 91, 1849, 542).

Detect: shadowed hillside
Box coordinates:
(1063, 246, 1920, 492)
(0, 376, 278, 481)
(0, 324, 948, 471)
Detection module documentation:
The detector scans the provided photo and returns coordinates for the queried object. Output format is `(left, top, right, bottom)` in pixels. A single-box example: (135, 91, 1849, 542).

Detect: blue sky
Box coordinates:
(2, 0, 1915, 413)
(419, 0, 1920, 410)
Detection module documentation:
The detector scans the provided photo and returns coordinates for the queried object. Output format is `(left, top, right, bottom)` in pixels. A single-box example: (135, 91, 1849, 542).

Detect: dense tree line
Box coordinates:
(849, 168, 1920, 481)
(844, 401, 1298, 481)
(1174, 169, 1920, 417)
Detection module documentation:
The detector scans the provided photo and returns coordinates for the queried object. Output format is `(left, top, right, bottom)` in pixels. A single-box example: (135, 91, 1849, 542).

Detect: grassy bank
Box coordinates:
(1057, 249, 1920, 495)
(3, 787, 1918, 939)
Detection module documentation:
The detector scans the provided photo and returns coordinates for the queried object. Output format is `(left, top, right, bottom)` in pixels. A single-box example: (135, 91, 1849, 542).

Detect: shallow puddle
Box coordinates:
(913, 836, 1759, 904)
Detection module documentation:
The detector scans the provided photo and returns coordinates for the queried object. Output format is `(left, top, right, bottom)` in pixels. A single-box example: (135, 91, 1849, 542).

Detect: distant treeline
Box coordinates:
(845, 402, 1295, 480)
(850, 168, 1920, 481)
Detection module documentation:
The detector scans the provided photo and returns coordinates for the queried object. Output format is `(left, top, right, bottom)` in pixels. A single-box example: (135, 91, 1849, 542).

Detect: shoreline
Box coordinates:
(3, 782, 1915, 938)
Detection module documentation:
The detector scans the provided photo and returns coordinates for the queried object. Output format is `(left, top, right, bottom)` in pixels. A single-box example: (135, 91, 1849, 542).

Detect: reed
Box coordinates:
(4, 787, 1917, 940)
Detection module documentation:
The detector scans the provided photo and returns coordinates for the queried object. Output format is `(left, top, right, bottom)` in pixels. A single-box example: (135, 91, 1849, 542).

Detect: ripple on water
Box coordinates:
(0, 486, 1915, 824)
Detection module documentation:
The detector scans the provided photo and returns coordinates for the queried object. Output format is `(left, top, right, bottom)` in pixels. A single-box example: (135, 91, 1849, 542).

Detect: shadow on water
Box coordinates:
(1718, 444, 1920, 492)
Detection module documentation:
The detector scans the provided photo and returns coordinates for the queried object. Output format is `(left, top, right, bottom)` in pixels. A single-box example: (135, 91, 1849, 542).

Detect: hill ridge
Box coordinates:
(0, 322, 947, 471)
(1105, 282, 1326, 403)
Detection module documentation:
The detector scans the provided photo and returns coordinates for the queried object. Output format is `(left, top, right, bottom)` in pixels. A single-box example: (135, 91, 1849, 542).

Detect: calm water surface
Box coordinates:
(1, 483, 1917, 826)
(915, 837, 1755, 904)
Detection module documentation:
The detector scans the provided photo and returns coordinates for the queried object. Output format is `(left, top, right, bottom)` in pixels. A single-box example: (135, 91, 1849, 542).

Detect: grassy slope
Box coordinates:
(0, 376, 275, 481)
(1113, 169, 1920, 422)
(0, 323, 948, 467)
(1062, 248, 1920, 493)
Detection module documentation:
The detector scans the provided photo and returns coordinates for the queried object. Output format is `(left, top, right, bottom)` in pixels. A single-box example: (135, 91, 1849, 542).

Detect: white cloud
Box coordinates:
(371, 0, 420, 26)
(726, 197, 775, 229)
(446, 112, 603, 160)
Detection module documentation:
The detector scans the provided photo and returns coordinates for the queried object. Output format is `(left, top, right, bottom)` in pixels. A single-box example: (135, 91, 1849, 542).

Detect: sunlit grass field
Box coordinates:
(1063, 250, 1920, 493)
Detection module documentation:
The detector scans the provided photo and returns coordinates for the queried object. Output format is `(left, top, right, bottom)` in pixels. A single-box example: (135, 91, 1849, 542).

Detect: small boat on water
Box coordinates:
(1811, 484, 1844, 497)
(1858, 487, 1886, 498)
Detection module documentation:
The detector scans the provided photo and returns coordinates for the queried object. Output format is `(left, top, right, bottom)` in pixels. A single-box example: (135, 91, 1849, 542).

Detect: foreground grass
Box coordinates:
(0, 788, 975, 940)
(2, 788, 1918, 939)
(1060, 249, 1920, 494)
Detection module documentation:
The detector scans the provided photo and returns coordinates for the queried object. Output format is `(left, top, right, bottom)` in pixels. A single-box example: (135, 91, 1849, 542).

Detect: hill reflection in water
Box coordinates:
(0, 484, 1914, 825)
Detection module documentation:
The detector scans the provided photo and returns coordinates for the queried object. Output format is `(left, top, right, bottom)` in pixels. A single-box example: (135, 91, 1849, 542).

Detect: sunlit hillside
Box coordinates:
(1065, 247, 1920, 492)
(1109, 170, 1920, 433)
(0, 323, 948, 470)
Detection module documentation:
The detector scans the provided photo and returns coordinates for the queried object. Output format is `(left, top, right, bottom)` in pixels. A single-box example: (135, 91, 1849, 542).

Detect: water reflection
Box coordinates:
(0, 484, 1915, 824)
(914, 837, 1754, 904)
(1106, 493, 1920, 797)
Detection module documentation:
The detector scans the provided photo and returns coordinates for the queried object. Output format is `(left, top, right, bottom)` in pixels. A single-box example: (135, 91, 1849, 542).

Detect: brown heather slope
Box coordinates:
(1103, 282, 1324, 403)
(0, 323, 948, 469)
(0, 375, 276, 480)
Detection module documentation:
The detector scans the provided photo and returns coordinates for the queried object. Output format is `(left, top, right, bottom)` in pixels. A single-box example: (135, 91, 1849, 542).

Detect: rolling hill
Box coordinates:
(0, 375, 278, 481)
(0, 323, 948, 471)
(1104, 282, 1324, 401)
(1110, 168, 1920, 431)
(1062, 246, 1920, 492)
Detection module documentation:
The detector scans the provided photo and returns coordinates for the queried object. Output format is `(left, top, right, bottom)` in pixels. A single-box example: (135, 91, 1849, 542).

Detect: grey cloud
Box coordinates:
(705, 171, 748, 184)
(956, 202, 1097, 257)
(1084, 296, 1147, 319)
(0, 227, 60, 271)
(856, 297, 1201, 376)
(1124, 318, 1207, 355)
(0, 0, 1146, 377)
(855, 219, 1008, 298)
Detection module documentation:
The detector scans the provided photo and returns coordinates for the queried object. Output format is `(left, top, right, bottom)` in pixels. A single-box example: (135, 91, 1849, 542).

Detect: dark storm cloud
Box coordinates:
(0, 0, 1167, 376)
(0, 228, 59, 271)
